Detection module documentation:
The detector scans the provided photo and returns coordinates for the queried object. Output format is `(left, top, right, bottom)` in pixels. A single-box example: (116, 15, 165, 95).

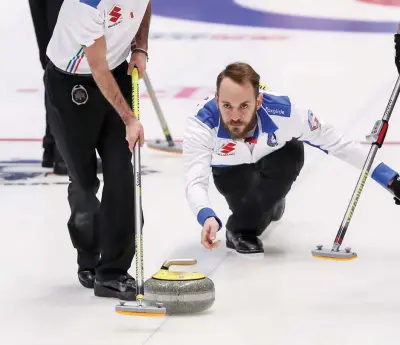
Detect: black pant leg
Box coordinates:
(28, 0, 50, 70)
(95, 63, 136, 281)
(45, 0, 64, 34)
(44, 63, 106, 270)
(43, 0, 64, 153)
(28, 0, 64, 68)
(252, 138, 304, 235)
(43, 74, 55, 150)
(29, 0, 54, 150)
(29, 0, 64, 155)
(212, 164, 258, 233)
(213, 138, 304, 236)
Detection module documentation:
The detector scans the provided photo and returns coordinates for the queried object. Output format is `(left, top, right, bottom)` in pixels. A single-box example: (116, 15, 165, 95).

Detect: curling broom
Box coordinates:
(311, 71, 400, 261)
(115, 66, 166, 316)
(143, 72, 183, 154)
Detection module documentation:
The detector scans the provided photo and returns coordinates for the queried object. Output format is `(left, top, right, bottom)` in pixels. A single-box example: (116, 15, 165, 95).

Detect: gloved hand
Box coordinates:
(395, 34, 400, 74)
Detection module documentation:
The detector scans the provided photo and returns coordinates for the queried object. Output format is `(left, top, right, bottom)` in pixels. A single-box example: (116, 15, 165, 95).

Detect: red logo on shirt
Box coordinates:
(109, 6, 122, 23)
(219, 142, 236, 155)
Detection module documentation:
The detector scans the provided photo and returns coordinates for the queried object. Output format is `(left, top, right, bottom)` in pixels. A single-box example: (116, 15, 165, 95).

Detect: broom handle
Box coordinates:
(332, 23, 400, 250)
(143, 71, 175, 146)
(332, 74, 400, 251)
(132, 67, 145, 299)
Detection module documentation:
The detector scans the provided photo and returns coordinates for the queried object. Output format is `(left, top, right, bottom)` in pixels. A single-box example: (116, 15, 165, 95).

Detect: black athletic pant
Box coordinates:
(212, 138, 304, 236)
(44, 61, 136, 281)
(28, 0, 64, 152)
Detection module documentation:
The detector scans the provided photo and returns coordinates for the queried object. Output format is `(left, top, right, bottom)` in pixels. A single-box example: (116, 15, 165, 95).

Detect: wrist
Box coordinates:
(132, 41, 148, 50)
(131, 47, 148, 61)
(121, 112, 137, 126)
(131, 40, 148, 56)
(197, 208, 222, 230)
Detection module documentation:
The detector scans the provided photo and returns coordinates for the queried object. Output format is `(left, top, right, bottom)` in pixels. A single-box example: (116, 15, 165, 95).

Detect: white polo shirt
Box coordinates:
(46, 0, 149, 74)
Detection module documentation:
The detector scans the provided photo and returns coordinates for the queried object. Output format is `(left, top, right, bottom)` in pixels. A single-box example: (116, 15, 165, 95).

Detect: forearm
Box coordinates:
(183, 117, 222, 227)
(91, 64, 133, 125)
(133, 2, 151, 50)
(84, 37, 134, 125)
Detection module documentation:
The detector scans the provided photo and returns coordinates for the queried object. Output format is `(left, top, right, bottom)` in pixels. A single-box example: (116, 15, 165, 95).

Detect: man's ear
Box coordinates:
(256, 93, 263, 109)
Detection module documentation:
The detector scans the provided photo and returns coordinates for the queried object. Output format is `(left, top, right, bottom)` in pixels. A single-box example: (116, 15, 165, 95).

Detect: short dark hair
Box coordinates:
(216, 62, 260, 97)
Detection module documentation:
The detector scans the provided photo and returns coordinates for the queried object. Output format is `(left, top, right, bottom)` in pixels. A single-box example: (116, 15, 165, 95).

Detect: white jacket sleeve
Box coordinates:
(183, 114, 222, 229)
(290, 105, 398, 188)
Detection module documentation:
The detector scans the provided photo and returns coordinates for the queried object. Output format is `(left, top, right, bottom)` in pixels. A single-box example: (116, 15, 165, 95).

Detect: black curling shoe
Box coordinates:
(41, 147, 54, 168)
(78, 269, 95, 289)
(94, 274, 137, 301)
(226, 230, 264, 255)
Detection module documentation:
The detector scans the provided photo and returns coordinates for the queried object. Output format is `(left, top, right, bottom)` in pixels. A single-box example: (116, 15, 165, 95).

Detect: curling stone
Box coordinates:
(144, 259, 215, 315)
(146, 139, 183, 154)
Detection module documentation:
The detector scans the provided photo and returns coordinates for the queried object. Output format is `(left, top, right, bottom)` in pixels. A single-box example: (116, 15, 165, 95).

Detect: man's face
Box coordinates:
(216, 77, 263, 139)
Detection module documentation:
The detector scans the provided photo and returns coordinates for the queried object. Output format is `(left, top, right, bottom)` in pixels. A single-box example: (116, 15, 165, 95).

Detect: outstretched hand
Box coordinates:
(201, 218, 220, 250)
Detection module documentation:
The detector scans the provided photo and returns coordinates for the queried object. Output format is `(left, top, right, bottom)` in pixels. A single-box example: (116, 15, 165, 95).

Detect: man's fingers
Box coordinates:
(209, 226, 220, 249)
(201, 238, 212, 250)
(201, 229, 211, 249)
(138, 64, 145, 78)
(211, 240, 220, 249)
(140, 128, 145, 146)
(127, 64, 133, 75)
(209, 225, 219, 240)
(126, 135, 132, 152)
(201, 228, 220, 250)
(130, 139, 134, 152)
(204, 238, 220, 250)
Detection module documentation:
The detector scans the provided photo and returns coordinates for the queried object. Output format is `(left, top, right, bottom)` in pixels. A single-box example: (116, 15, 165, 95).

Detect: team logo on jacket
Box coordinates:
(308, 110, 320, 131)
(71, 85, 88, 105)
(265, 106, 285, 116)
(267, 133, 278, 147)
(108, 5, 123, 27)
(217, 141, 236, 156)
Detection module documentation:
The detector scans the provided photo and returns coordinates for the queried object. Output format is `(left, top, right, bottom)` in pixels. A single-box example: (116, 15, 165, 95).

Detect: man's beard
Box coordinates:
(220, 110, 258, 139)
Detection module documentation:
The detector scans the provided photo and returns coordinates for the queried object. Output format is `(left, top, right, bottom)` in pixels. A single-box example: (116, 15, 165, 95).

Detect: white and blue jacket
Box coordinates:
(183, 88, 398, 229)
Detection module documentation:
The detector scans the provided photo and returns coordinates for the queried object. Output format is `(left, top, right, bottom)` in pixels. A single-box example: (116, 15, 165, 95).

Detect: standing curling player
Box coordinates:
(183, 62, 400, 256)
(28, 0, 67, 174)
(44, 0, 151, 300)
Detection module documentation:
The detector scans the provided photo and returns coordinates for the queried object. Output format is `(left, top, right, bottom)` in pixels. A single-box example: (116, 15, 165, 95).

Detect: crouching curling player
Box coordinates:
(183, 62, 400, 256)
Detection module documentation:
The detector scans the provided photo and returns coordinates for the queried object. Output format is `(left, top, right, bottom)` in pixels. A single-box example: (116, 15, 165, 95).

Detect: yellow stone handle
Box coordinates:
(161, 259, 197, 269)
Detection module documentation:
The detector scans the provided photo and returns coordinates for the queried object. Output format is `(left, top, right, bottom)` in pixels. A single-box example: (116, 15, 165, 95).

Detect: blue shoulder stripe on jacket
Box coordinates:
(79, 0, 101, 8)
(195, 98, 219, 129)
(261, 93, 291, 118)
